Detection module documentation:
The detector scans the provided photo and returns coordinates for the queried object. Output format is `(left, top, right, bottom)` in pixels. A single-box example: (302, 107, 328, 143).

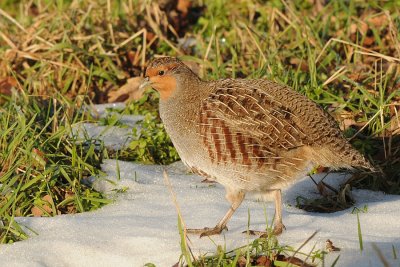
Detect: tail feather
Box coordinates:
(312, 141, 377, 173)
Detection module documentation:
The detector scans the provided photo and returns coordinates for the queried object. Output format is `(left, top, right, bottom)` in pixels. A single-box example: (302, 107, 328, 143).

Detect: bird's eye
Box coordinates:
(158, 70, 165, 76)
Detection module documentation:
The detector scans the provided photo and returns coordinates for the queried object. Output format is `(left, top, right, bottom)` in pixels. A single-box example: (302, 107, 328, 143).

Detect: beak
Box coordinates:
(139, 77, 152, 91)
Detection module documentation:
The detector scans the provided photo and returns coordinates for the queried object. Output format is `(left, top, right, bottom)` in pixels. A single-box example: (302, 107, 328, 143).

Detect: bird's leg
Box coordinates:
(244, 189, 285, 236)
(187, 190, 245, 237)
(272, 189, 285, 235)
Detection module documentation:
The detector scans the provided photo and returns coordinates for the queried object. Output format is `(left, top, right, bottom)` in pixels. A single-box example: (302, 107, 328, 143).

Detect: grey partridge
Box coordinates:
(140, 57, 373, 237)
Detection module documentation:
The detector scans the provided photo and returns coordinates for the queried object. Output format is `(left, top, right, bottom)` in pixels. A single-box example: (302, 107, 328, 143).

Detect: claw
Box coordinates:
(187, 225, 228, 237)
(242, 229, 266, 236)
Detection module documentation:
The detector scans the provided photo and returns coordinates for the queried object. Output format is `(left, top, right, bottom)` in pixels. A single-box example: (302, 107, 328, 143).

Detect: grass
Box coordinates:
(356, 212, 364, 252)
(0, 0, 399, 265)
(0, 92, 110, 243)
(189, 235, 326, 267)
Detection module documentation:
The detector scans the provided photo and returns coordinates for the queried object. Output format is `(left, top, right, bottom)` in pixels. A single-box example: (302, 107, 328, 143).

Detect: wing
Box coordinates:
(198, 79, 340, 168)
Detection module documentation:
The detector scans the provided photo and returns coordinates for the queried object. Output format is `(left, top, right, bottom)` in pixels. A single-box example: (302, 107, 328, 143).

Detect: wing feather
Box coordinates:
(198, 80, 320, 170)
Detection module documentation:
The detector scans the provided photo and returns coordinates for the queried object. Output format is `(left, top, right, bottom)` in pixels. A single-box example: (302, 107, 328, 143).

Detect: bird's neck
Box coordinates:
(158, 77, 208, 132)
(160, 75, 206, 110)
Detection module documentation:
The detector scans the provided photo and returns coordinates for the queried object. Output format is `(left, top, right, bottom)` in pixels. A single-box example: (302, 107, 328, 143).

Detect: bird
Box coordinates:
(139, 56, 374, 237)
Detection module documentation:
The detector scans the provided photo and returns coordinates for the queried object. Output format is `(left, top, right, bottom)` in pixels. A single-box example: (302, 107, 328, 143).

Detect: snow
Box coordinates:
(72, 103, 144, 150)
(1, 110, 399, 267)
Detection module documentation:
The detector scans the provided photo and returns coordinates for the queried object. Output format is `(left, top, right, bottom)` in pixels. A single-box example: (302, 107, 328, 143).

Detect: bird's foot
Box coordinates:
(242, 224, 286, 237)
(187, 225, 228, 237)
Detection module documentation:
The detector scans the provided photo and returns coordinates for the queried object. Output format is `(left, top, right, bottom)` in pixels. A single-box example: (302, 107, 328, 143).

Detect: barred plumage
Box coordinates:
(141, 57, 374, 237)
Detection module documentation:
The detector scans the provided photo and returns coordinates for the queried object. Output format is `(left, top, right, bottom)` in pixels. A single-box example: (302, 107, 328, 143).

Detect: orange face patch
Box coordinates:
(145, 63, 179, 101)
(148, 75, 177, 100)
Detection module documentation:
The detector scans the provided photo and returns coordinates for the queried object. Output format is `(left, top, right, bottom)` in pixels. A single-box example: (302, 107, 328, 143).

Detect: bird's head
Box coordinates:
(139, 57, 199, 101)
